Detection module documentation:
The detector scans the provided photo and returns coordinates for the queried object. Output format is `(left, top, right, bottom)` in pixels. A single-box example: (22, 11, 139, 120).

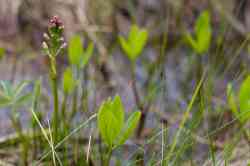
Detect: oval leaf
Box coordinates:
(119, 25, 148, 62)
(227, 83, 239, 120)
(116, 111, 141, 146)
(68, 35, 83, 66)
(195, 10, 211, 54)
(97, 96, 125, 148)
(80, 42, 94, 68)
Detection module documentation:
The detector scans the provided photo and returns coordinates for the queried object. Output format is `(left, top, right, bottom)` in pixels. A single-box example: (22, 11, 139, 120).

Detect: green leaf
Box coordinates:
(63, 68, 75, 94)
(238, 76, 250, 123)
(116, 111, 141, 146)
(227, 83, 239, 120)
(97, 95, 125, 148)
(97, 99, 111, 145)
(118, 36, 133, 61)
(111, 95, 124, 131)
(128, 25, 139, 43)
(98, 95, 141, 148)
(80, 42, 94, 68)
(98, 98, 118, 147)
(132, 29, 148, 58)
(68, 35, 84, 67)
(119, 24, 148, 62)
(184, 10, 212, 55)
(185, 33, 198, 52)
(195, 10, 211, 54)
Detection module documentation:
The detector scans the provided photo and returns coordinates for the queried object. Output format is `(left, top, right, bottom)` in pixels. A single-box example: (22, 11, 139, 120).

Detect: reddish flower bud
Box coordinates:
(49, 16, 63, 28)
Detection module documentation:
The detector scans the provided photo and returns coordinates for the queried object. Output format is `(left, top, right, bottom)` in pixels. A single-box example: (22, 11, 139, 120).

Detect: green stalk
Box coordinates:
(50, 57, 59, 143)
(71, 90, 78, 119)
(131, 62, 146, 165)
(70, 67, 79, 119)
(98, 135, 104, 165)
(32, 118, 38, 160)
(79, 70, 88, 113)
(131, 62, 141, 110)
(131, 62, 145, 139)
(52, 77, 59, 142)
(104, 148, 112, 166)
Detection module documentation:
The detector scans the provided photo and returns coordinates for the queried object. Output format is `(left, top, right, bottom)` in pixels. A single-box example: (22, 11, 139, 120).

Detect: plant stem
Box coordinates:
(80, 69, 88, 113)
(131, 63, 141, 110)
(98, 135, 104, 166)
(70, 67, 79, 119)
(130, 63, 145, 139)
(104, 148, 112, 166)
(50, 59, 59, 143)
(32, 118, 38, 160)
(71, 90, 78, 119)
(130, 62, 146, 166)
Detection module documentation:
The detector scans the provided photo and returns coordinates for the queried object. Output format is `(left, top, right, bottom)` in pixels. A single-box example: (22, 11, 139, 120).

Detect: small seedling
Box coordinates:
(185, 10, 212, 55)
(119, 24, 148, 63)
(118, 24, 148, 142)
(227, 76, 250, 123)
(68, 35, 94, 69)
(97, 95, 141, 165)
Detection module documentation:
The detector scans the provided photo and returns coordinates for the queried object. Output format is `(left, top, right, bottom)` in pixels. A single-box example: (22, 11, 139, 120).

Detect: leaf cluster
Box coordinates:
(97, 95, 141, 149)
(185, 10, 212, 55)
(119, 25, 148, 62)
